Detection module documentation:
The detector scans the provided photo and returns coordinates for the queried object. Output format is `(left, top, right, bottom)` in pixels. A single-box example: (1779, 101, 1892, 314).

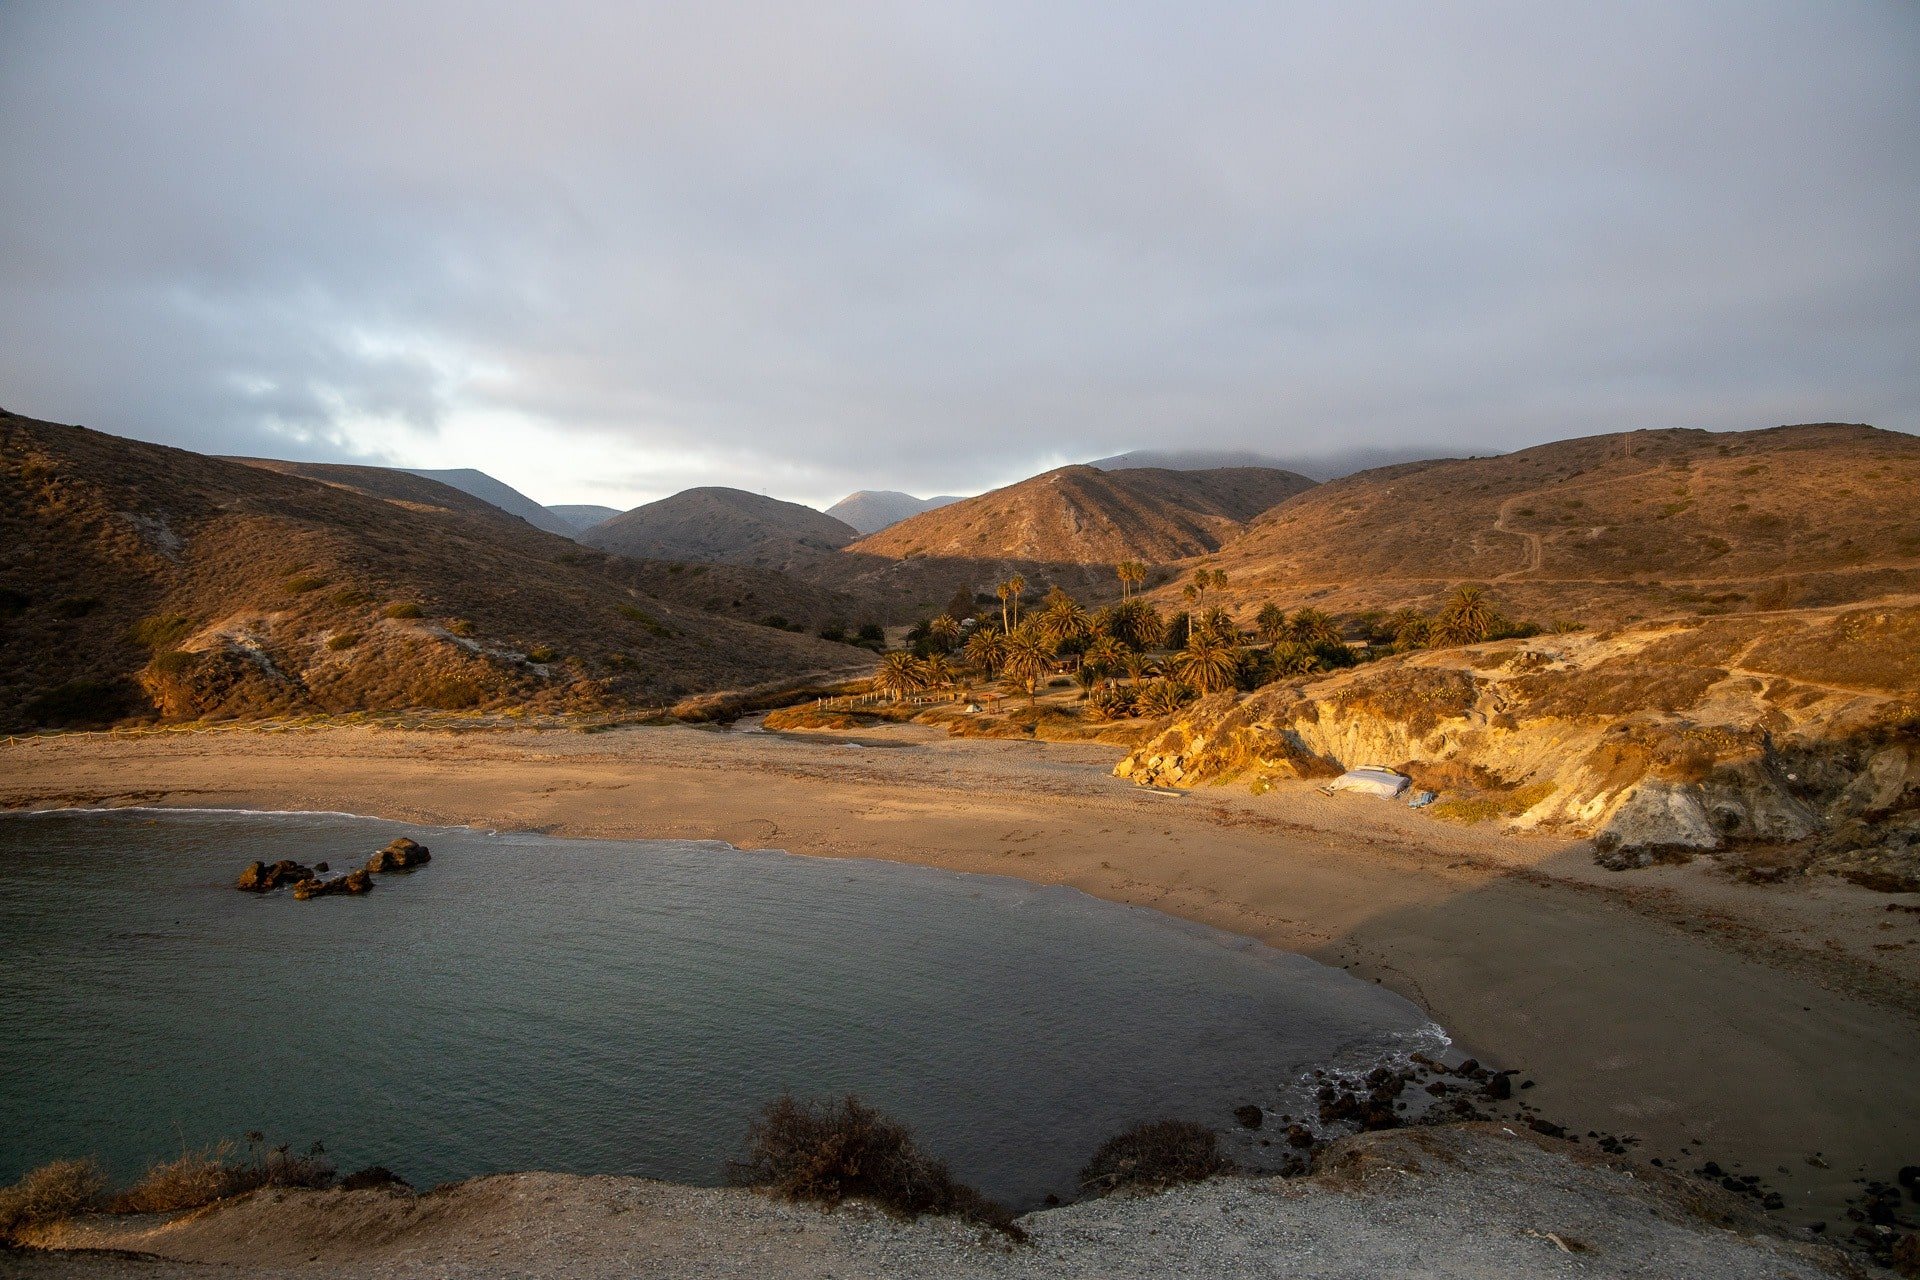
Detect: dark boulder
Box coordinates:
(1283, 1124, 1317, 1150)
(339, 1166, 412, 1192)
(367, 837, 432, 874)
(235, 859, 314, 892)
(292, 868, 376, 900)
(1233, 1105, 1264, 1130)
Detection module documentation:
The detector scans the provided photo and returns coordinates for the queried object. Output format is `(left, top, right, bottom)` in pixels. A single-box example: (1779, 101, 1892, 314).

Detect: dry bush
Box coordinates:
(727, 1093, 1021, 1238)
(383, 601, 424, 619)
(114, 1137, 333, 1213)
(0, 1158, 107, 1241)
(1079, 1119, 1232, 1195)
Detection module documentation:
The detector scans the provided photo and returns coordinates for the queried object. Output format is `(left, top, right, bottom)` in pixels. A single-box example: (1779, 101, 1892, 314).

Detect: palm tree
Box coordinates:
(1100, 598, 1163, 652)
(1173, 631, 1241, 695)
(927, 614, 961, 651)
(963, 626, 1007, 674)
(1286, 607, 1341, 648)
(1266, 640, 1321, 677)
(996, 574, 1027, 632)
(1255, 603, 1288, 642)
(1121, 651, 1157, 685)
(1194, 606, 1237, 644)
(872, 650, 927, 703)
(1116, 560, 1149, 600)
(1039, 592, 1093, 648)
(1435, 584, 1500, 645)
(1136, 678, 1196, 718)
(999, 630, 1054, 705)
(922, 653, 958, 695)
(1387, 607, 1432, 648)
(1083, 635, 1127, 683)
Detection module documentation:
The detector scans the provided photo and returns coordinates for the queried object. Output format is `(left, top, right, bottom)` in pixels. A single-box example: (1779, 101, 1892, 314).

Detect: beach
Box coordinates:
(2, 718, 1915, 1225)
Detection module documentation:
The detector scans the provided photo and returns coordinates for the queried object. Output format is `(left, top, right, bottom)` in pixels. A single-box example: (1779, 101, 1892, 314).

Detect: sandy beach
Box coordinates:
(2, 718, 1915, 1226)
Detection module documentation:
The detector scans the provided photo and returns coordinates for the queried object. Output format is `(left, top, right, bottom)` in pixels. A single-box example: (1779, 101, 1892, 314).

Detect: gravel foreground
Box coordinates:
(3, 1126, 1866, 1280)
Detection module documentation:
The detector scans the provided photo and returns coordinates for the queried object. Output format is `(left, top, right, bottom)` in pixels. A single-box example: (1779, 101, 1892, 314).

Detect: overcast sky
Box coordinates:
(2, 2, 1916, 510)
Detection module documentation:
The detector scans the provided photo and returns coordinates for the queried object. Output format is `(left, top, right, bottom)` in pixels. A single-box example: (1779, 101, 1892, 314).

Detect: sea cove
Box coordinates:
(0, 808, 1437, 1208)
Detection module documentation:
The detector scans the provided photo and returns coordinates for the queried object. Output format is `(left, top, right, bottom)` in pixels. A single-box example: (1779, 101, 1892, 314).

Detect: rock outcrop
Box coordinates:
(366, 837, 431, 873)
(290, 868, 374, 899)
(234, 860, 315, 892)
(1116, 607, 1919, 875)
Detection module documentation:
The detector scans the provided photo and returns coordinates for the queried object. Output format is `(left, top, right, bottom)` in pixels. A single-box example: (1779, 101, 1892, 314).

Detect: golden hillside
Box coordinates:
(0, 414, 868, 730)
(1183, 424, 1920, 624)
(582, 487, 858, 576)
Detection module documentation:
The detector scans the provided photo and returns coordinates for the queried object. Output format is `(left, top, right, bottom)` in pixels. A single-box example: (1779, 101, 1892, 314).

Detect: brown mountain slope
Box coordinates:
(226, 458, 536, 526)
(849, 465, 1315, 565)
(0, 414, 868, 730)
(582, 487, 858, 576)
(1184, 423, 1920, 624)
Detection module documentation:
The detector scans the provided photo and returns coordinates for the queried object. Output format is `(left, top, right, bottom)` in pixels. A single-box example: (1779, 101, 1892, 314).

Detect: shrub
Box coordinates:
(149, 650, 200, 677)
(726, 1094, 1020, 1237)
(0, 1158, 107, 1241)
(1135, 679, 1197, 718)
(383, 602, 424, 620)
(53, 596, 100, 619)
(446, 618, 476, 638)
(283, 573, 328, 594)
(129, 614, 194, 649)
(25, 678, 139, 727)
(1078, 1119, 1231, 1196)
(0, 586, 30, 615)
(525, 644, 559, 664)
(760, 615, 791, 630)
(1087, 684, 1137, 720)
(114, 1137, 333, 1214)
(326, 632, 359, 651)
(616, 603, 670, 636)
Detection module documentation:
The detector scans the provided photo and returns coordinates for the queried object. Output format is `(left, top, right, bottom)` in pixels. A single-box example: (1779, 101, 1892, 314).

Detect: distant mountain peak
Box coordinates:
(825, 489, 963, 535)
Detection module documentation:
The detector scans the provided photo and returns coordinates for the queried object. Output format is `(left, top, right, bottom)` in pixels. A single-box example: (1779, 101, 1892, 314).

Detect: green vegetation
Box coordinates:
(52, 596, 99, 618)
(446, 618, 477, 637)
(726, 1093, 1020, 1237)
(1079, 1119, 1231, 1195)
(525, 644, 559, 664)
(326, 632, 360, 651)
(24, 678, 137, 727)
(382, 601, 424, 619)
(129, 613, 194, 650)
(616, 603, 671, 636)
(149, 650, 200, 677)
(283, 573, 329, 594)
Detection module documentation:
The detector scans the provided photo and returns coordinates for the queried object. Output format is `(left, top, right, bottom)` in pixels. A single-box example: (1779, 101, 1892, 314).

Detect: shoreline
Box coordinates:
(2, 719, 1916, 1229)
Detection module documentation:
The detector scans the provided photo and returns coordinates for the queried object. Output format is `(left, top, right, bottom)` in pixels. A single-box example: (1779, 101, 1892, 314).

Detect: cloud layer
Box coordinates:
(3, 1, 1916, 508)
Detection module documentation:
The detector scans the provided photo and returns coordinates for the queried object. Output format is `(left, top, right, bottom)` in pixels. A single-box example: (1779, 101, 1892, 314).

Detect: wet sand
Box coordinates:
(2, 719, 1915, 1223)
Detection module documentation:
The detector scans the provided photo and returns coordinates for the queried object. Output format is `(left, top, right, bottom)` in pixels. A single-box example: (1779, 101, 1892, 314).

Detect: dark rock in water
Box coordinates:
(1526, 1118, 1567, 1139)
(1900, 1164, 1920, 1192)
(1233, 1104, 1263, 1130)
(315, 861, 329, 873)
(235, 859, 314, 892)
(292, 868, 376, 900)
(339, 1165, 410, 1191)
(367, 837, 432, 874)
(1483, 1073, 1513, 1100)
(1283, 1124, 1316, 1149)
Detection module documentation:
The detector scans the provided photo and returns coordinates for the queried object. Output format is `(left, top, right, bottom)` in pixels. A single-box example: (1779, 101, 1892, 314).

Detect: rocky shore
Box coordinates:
(3, 1125, 1867, 1279)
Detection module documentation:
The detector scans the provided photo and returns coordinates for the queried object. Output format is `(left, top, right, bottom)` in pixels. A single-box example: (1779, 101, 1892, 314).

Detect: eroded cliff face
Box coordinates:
(1116, 607, 1919, 884)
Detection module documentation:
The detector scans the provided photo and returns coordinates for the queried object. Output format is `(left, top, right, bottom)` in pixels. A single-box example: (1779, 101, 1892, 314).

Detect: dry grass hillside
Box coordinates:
(0, 414, 869, 731)
(808, 465, 1316, 620)
(851, 465, 1314, 565)
(583, 487, 859, 576)
(1183, 424, 1920, 625)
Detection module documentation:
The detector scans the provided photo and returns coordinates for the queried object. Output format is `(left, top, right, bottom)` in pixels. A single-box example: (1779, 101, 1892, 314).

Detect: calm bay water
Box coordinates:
(0, 809, 1439, 1206)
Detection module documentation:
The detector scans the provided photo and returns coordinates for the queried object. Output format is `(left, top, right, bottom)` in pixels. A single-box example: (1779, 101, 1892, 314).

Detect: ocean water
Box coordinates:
(0, 809, 1440, 1207)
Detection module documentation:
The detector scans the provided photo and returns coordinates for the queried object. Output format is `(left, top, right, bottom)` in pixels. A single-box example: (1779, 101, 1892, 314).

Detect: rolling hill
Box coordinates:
(1090, 444, 1446, 481)
(548, 503, 622, 533)
(0, 413, 869, 730)
(825, 490, 963, 535)
(581, 488, 859, 576)
(402, 467, 580, 538)
(848, 465, 1316, 565)
(1185, 423, 1920, 624)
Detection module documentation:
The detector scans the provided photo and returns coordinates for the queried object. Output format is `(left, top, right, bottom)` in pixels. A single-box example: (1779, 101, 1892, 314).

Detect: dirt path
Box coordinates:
(2, 722, 1916, 1228)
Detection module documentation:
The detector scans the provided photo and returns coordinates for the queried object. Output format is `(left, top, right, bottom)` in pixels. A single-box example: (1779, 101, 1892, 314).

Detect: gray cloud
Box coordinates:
(2, 0, 1915, 508)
